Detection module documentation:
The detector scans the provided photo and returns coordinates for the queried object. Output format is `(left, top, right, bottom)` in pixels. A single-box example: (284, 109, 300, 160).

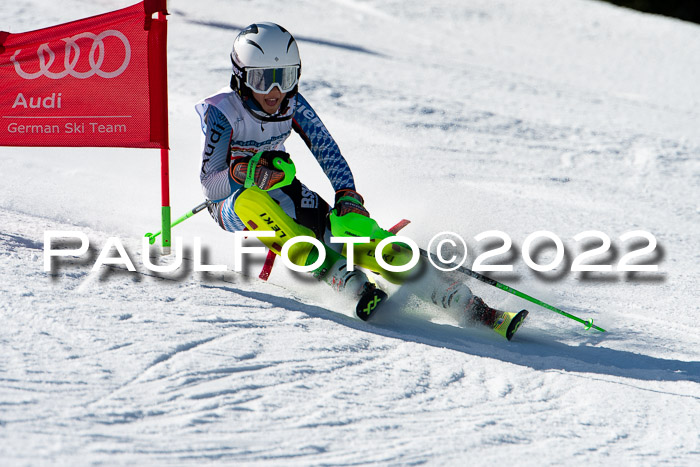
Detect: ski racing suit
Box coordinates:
(195, 87, 480, 323)
(196, 87, 356, 241)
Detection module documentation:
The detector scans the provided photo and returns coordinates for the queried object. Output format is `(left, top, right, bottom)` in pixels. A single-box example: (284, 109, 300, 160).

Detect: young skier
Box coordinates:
(196, 22, 526, 339)
(195, 22, 381, 308)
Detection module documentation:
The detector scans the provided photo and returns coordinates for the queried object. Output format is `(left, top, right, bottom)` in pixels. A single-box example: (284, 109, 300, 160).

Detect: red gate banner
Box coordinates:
(0, 1, 168, 148)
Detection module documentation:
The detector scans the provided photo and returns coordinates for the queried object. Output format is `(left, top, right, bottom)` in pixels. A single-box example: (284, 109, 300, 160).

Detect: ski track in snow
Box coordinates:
(1, 0, 700, 465)
(1, 207, 698, 464)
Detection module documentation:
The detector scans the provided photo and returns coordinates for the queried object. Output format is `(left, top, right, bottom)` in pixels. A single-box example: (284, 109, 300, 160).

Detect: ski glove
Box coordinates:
(334, 188, 370, 217)
(231, 151, 290, 191)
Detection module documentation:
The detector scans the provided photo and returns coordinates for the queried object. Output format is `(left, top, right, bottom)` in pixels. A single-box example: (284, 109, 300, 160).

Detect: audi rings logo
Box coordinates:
(11, 30, 131, 79)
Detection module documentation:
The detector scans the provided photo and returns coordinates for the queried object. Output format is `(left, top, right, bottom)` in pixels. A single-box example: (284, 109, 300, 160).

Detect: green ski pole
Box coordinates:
(419, 248, 606, 333)
(145, 200, 212, 245)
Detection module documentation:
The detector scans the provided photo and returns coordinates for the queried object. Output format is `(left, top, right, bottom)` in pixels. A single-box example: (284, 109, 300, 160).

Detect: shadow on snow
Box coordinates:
(203, 284, 700, 390)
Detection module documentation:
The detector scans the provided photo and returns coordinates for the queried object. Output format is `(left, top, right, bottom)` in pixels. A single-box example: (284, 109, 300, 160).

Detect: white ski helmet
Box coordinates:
(230, 23, 301, 101)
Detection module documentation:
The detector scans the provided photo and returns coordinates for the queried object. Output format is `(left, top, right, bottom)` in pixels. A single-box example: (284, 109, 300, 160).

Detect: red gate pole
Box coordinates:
(156, 9, 171, 252)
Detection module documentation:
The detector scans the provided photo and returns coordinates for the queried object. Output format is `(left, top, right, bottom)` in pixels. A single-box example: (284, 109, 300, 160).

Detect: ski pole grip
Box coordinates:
(270, 155, 296, 189)
(244, 150, 296, 191)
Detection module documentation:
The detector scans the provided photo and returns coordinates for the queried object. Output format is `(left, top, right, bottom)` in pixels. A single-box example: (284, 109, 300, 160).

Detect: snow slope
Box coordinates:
(1, 0, 699, 464)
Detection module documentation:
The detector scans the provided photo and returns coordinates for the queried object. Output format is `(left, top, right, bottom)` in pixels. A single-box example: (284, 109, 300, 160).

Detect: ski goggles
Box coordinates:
(245, 66, 299, 94)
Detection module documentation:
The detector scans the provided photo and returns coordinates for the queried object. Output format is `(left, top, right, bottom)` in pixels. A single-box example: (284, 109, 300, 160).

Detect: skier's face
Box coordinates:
(252, 86, 286, 115)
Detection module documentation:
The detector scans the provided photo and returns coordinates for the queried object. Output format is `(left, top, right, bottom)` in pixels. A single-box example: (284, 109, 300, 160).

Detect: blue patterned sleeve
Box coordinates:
(200, 105, 240, 202)
(292, 93, 356, 192)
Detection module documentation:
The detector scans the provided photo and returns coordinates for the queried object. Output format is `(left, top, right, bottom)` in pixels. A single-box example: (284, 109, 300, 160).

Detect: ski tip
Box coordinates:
(492, 309, 528, 341)
(505, 309, 528, 341)
(355, 287, 388, 321)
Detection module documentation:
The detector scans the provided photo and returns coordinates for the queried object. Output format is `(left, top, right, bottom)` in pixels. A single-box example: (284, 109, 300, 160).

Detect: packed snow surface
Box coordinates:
(1, 0, 699, 465)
